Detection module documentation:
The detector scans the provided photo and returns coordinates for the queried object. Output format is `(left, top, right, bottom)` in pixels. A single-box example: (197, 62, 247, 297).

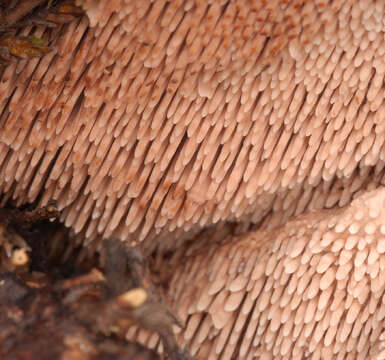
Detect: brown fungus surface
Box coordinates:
(133, 188, 385, 359)
(1, 0, 385, 253)
(2, 0, 385, 359)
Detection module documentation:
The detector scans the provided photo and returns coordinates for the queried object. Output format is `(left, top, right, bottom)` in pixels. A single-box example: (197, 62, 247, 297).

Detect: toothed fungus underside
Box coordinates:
(2, 0, 385, 358)
(161, 188, 385, 360)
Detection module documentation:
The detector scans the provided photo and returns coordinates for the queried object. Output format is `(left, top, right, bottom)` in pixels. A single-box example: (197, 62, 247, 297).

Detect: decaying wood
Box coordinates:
(0, 205, 194, 359)
(0, 0, 82, 63)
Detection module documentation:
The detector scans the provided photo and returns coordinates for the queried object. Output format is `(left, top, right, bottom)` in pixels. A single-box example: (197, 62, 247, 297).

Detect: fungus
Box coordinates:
(1, 0, 385, 359)
(144, 187, 385, 359)
(0, 0, 384, 252)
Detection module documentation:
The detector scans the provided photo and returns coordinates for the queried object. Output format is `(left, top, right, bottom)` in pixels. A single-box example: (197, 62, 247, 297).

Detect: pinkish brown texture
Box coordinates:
(1, 0, 384, 252)
(1, 0, 385, 358)
(131, 187, 385, 359)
